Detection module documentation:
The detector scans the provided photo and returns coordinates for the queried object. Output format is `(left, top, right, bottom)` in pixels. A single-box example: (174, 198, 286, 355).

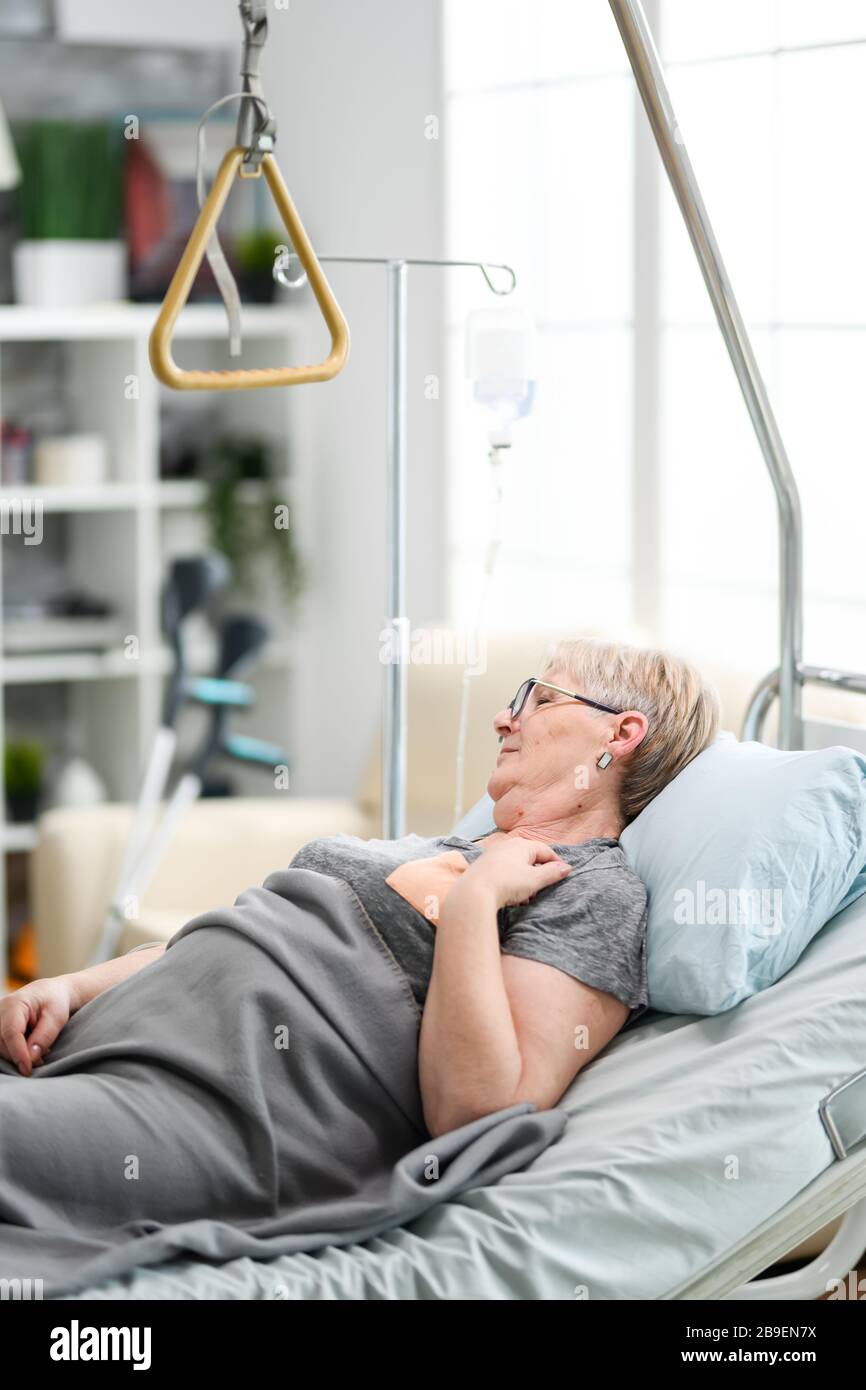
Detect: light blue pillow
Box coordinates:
(451, 732, 866, 1015)
(620, 732, 866, 1014)
(451, 794, 496, 841)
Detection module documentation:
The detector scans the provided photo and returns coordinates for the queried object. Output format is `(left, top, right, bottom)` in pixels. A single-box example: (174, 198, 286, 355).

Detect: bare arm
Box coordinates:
(419, 876, 523, 1137)
(67, 943, 166, 1011)
(418, 842, 629, 1138)
(0, 944, 166, 1076)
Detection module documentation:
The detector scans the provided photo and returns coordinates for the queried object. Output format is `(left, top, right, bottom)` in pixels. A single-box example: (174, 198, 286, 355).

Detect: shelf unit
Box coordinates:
(0, 302, 305, 969)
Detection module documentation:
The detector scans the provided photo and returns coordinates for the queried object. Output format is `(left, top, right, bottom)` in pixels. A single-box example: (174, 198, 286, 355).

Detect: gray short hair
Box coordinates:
(541, 636, 720, 823)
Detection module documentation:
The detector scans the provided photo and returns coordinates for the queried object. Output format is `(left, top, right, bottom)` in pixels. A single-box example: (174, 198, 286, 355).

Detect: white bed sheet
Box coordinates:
(62, 893, 866, 1301)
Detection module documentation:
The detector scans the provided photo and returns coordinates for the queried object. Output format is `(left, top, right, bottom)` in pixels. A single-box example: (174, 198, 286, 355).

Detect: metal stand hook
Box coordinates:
(274, 254, 517, 296)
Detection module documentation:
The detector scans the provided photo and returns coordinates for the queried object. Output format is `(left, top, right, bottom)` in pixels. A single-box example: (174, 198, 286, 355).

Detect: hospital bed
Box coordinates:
(30, 630, 866, 1300)
(52, 879, 866, 1301)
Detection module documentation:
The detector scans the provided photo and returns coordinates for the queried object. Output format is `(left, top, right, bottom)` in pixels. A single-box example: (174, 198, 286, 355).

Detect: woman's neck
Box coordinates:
(489, 803, 624, 845)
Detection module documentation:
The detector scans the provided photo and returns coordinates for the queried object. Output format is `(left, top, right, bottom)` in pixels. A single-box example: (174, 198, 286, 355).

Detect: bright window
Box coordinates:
(442, 1, 634, 636)
(443, 0, 866, 680)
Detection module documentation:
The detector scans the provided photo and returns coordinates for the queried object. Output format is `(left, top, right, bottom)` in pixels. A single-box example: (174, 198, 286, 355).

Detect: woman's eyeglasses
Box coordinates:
(507, 677, 624, 721)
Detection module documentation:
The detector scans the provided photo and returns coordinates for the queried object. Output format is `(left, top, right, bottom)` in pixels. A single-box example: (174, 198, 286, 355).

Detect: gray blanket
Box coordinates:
(0, 867, 566, 1298)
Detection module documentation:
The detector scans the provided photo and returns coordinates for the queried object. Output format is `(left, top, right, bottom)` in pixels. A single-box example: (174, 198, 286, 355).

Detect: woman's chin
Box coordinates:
(486, 768, 513, 802)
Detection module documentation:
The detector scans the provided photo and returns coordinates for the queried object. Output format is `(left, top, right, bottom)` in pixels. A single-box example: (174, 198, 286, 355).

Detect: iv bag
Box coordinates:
(466, 306, 537, 443)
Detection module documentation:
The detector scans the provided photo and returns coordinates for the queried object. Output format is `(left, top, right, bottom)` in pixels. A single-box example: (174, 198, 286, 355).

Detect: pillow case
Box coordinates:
(619, 731, 866, 1014)
(451, 732, 866, 1015)
(451, 794, 497, 842)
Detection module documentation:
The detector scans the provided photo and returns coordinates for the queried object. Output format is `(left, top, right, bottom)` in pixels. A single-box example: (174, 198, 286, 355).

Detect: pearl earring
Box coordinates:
(597, 750, 613, 769)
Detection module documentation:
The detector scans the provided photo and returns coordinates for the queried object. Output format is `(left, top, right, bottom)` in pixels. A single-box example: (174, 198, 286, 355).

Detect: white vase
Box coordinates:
(52, 756, 108, 808)
(12, 239, 126, 307)
(33, 433, 108, 488)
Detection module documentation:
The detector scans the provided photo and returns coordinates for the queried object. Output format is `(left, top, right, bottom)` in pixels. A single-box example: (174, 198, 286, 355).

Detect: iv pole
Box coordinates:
(609, 0, 804, 749)
(276, 255, 517, 837)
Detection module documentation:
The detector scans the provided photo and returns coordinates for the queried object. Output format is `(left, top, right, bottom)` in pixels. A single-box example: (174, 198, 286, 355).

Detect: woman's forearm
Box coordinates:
(418, 878, 522, 1137)
(67, 944, 166, 1012)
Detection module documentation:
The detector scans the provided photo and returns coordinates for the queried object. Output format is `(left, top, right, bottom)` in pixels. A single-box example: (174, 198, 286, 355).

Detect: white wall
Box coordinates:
(55, 0, 239, 46)
(264, 0, 446, 802)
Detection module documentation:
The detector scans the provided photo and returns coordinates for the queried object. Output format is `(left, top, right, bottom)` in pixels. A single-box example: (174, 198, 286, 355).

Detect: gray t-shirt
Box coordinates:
(288, 832, 649, 1025)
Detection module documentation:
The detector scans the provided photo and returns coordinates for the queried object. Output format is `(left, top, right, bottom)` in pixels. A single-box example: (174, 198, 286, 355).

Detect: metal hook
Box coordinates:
(478, 262, 518, 295)
(273, 255, 517, 296)
(274, 247, 307, 290)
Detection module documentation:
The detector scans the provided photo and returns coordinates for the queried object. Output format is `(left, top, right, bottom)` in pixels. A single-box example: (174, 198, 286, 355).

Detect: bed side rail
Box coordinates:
(742, 665, 866, 755)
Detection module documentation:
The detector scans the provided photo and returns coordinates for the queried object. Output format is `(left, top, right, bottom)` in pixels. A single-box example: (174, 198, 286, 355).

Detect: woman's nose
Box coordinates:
(493, 706, 517, 739)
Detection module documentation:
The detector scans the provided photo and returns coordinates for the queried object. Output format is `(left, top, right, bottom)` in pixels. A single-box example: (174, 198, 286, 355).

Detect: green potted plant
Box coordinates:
(11, 120, 125, 307)
(4, 739, 45, 823)
(201, 434, 305, 601)
(233, 227, 285, 303)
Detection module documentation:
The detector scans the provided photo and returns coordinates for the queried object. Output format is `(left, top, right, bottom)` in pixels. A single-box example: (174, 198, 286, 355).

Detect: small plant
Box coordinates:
(201, 435, 305, 601)
(235, 228, 285, 273)
(233, 228, 285, 303)
(13, 120, 123, 240)
(4, 739, 45, 823)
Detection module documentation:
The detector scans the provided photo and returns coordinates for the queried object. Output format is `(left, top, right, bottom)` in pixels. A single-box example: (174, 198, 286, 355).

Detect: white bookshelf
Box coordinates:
(0, 302, 305, 971)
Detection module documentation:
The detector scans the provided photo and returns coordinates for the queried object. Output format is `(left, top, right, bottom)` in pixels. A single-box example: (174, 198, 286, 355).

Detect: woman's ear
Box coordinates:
(609, 710, 648, 760)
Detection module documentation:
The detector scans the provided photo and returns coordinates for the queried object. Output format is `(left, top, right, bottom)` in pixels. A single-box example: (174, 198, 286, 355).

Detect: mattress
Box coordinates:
(59, 891, 866, 1301)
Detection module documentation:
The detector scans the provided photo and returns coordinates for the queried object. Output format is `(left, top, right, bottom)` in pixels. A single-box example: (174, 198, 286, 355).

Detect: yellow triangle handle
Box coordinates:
(149, 147, 350, 390)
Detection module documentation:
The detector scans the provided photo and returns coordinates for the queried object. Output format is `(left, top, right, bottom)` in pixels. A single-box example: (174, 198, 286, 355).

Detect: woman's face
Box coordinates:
(487, 668, 612, 824)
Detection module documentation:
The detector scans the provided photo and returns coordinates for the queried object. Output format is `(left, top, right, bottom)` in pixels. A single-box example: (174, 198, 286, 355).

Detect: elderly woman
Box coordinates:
(3, 636, 717, 1119)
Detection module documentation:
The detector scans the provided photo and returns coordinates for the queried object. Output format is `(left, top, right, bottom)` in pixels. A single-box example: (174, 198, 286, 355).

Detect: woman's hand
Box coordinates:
(459, 836, 572, 910)
(0, 975, 75, 1077)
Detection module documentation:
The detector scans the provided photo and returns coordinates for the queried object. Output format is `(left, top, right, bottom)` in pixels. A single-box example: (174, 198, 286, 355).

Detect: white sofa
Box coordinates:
(31, 796, 373, 978)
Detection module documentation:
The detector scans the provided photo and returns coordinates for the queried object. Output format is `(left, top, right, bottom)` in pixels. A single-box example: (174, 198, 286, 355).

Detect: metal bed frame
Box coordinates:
(669, 1080, 866, 1300)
